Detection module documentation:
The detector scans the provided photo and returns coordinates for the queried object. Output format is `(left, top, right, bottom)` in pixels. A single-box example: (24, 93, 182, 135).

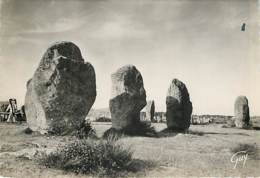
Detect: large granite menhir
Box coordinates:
(25, 41, 96, 134)
(166, 79, 192, 130)
(109, 65, 146, 130)
(234, 96, 250, 128)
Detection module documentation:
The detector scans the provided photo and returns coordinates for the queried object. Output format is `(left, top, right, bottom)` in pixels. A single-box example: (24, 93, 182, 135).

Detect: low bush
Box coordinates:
(103, 128, 124, 140)
(103, 121, 157, 138)
(24, 127, 33, 134)
(48, 120, 96, 139)
(76, 121, 97, 139)
(39, 138, 134, 176)
(95, 117, 111, 122)
(123, 122, 157, 137)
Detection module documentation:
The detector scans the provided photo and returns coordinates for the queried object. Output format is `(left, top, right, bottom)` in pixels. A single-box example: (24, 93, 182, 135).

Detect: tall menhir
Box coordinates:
(25, 41, 96, 134)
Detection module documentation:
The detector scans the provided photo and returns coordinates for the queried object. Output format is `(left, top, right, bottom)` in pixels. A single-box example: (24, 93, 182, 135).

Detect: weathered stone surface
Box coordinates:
(109, 65, 146, 130)
(166, 79, 192, 130)
(145, 100, 155, 122)
(25, 41, 96, 134)
(234, 96, 250, 128)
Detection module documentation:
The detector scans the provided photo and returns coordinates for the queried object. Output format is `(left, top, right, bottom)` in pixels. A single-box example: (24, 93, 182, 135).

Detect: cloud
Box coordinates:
(90, 16, 153, 39)
(24, 18, 86, 34)
(0, 0, 259, 115)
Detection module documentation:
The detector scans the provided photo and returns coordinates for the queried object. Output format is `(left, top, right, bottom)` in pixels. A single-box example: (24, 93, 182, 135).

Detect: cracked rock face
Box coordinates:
(109, 65, 146, 130)
(234, 96, 250, 128)
(25, 41, 96, 134)
(166, 79, 192, 130)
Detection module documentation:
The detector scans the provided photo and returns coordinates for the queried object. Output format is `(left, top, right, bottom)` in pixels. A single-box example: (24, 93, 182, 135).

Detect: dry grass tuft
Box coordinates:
(38, 138, 134, 176)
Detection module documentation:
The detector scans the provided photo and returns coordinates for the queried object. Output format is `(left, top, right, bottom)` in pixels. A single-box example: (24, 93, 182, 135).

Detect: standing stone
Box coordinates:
(25, 41, 96, 134)
(166, 79, 192, 130)
(146, 100, 155, 122)
(109, 65, 146, 130)
(234, 96, 250, 128)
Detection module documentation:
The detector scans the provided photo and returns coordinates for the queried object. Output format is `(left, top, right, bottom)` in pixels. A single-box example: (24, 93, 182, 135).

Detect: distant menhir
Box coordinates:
(146, 100, 155, 122)
(234, 96, 250, 128)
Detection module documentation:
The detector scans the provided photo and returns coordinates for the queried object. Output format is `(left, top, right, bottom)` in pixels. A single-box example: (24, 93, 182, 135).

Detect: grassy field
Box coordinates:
(0, 122, 259, 177)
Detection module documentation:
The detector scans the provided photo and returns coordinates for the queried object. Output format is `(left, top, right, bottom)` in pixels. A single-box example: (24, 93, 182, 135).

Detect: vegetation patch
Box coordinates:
(24, 127, 33, 134)
(103, 122, 157, 138)
(75, 121, 97, 139)
(103, 128, 125, 140)
(48, 120, 97, 139)
(95, 117, 111, 122)
(38, 138, 145, 176)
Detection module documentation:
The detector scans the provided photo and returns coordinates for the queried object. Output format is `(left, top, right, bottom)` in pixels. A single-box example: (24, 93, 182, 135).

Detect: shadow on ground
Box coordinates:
(102, 126, 252, 139)
(127, 159, 156, 173)
(157, 127, 251, 138)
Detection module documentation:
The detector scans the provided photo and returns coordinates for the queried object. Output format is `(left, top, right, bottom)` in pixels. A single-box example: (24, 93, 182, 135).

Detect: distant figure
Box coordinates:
(241, 23, 246, 31)
(6, 99, 18, 123)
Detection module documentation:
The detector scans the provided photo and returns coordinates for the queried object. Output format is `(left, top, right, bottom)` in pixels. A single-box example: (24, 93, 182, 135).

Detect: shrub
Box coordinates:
(103, 128, 124, 140)
(76, 121, 97, 139)
(48, 120, 75, 135)
(39, 139, 133, 176)
(95, 117, 111, 122)
(24, 127, 33, 134)
(48, 120, 96, 139)
(103, 122, 157, 138)
(123, 122, 157, 137)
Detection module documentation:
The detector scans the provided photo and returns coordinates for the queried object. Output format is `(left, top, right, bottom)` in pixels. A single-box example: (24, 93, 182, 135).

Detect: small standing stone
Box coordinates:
(234, 96, 250, 128)
(146, 100, 155, 122)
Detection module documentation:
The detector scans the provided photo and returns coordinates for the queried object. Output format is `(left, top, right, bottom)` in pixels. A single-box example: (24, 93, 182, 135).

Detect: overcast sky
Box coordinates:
(0, 0, 259, 115)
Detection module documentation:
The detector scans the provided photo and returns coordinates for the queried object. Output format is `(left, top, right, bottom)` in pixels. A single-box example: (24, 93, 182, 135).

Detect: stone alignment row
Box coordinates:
(24, 41, 250, 134)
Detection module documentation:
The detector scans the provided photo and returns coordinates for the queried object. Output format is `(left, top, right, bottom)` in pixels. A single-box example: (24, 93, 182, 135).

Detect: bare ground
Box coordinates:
(0, 122, 259, 177)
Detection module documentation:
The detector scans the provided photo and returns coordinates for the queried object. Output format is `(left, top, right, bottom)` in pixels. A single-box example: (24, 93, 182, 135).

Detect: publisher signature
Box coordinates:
(230, 150, 248, 169)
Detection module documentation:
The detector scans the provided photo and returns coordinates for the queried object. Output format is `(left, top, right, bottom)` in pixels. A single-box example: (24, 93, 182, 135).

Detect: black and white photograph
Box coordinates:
(0, 0, 259, 177)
